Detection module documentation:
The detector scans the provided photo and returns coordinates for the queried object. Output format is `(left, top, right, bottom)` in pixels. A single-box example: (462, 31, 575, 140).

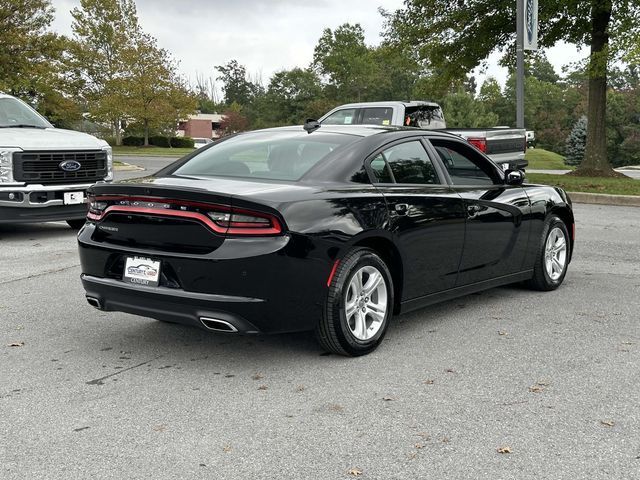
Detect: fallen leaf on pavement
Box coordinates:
(497, 446, 512, 454)
(257, 385, 268, 391)
(251, 373, 264, 380)
(295, 385, 305, 392)
(223, 445, 232, 453)
(382, 396, 395, 401)
(347, 468, 363, 476)
(498, 331, 508, 336)
(8, 342, 24, 347)
(423, 379, 434, 385)
(600, 420, 615, 427)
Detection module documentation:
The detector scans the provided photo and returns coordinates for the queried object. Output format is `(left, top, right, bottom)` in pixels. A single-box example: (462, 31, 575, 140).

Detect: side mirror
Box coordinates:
(505, 169, 525, 185)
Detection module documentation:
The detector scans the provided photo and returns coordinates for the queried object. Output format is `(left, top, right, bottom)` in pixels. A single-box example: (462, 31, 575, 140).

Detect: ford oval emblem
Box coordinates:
(60, 160, 81, 172)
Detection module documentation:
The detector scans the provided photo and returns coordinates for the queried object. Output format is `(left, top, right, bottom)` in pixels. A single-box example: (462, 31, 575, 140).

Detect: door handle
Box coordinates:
(394, 203, 409, 215)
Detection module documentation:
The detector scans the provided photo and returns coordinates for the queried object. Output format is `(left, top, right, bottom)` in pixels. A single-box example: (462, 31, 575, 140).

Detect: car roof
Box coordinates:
(252, 124, 462, 141)
(327, 100, 442, 109)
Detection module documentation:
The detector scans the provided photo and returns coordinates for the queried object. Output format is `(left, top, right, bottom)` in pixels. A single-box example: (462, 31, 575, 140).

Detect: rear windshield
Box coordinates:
(172, 131, 357, 181)
(405, 105, 445, 129)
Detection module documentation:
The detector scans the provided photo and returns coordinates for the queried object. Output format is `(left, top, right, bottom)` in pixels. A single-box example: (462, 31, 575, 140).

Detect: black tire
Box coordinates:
(315, 247, 394, 357)
(67, 219, 86, 230)
(526, 215, 570, 291)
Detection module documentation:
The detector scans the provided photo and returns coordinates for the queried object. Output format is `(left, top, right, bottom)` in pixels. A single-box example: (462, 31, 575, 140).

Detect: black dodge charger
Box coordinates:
(78, 125, 574, 356)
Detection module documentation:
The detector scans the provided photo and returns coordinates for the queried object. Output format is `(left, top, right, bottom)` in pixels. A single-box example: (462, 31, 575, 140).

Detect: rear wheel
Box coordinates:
(67, 219, 86, 230)
(315, 248, 394, 356)
(527, 215, 570, 291)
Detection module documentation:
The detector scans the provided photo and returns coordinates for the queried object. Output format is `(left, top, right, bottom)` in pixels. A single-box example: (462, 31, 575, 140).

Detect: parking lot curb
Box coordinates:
(569, 191, 640, 207)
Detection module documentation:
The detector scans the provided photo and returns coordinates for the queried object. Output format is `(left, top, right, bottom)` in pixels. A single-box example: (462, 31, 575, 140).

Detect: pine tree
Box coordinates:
(565, 116, 588, 166)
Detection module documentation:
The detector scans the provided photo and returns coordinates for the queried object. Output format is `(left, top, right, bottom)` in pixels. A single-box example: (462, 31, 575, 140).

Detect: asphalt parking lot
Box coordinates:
(1, 167, 639, 478)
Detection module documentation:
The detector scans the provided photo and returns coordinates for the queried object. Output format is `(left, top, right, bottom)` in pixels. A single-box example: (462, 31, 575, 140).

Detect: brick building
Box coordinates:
(177, 113, 225, 139)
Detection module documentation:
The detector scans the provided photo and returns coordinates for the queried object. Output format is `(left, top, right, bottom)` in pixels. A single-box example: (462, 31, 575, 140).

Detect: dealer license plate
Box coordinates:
(63, 191, 85, 205)
(123, 257, 161, 287)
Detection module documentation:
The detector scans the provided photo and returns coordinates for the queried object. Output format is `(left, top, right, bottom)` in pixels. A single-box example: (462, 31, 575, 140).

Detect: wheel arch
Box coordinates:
(549, 205, 575, 262)
(352, 235, 404, 314)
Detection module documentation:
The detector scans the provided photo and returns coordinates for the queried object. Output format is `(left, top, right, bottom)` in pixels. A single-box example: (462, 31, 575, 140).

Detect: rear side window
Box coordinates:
(172, 131, 356, 181)
(322, 109, 357, 125)
(361, 107, 393, 126)
(368, 140, 439, 185)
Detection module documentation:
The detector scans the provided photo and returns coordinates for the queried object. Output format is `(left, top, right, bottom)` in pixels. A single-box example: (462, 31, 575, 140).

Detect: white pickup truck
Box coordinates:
(0, 93, 113, 228)
(319, 101, 528, 170)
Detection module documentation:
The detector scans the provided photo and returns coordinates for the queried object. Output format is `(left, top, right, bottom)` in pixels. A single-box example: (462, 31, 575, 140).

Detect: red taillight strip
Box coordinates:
(90, 205, 282, 236)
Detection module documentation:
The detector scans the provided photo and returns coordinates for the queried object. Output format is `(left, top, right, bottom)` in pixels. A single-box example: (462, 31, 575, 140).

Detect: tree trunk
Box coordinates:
(575, 0, 615, 176)
(114, 118, 122, 146)
(144, 119, 149, 146)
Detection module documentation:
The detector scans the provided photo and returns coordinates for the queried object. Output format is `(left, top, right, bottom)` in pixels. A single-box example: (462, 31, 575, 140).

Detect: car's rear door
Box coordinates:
(426, 137, 531, 286)
(365, 138, 466, 299)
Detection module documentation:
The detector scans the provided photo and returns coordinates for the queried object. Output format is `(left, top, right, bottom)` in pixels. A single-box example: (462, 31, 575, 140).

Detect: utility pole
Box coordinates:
(516, 0, 525, 129)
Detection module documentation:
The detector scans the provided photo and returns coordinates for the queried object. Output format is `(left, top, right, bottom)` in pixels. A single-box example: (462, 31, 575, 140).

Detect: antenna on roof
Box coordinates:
(303, 119, 321, 134)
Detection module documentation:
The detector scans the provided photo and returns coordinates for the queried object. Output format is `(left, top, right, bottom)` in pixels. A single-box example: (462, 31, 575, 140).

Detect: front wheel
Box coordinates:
(315, 248, 394, 357)
(527, 215, 570, 291)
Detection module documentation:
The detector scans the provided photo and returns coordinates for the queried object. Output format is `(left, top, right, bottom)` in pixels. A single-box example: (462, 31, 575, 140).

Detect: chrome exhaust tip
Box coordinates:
(86, 296, 102, 309)
(200, 317, 238, 333)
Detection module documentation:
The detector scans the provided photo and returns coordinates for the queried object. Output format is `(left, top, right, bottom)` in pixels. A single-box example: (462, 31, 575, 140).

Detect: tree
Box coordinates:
(70, 0, 141, 144)
(440, 88, 498, 128)
(384, 0, 640, 176)
(566, 116, 588, 166)
(260, 68, 323, 125)
(0, 0, 59, 94)
(216, 60, 260, 107)
(0, 0, 81, 126)
(124, 34, 196, 146)
(219, 105, 249, 136)
(312, 24, 374, 102)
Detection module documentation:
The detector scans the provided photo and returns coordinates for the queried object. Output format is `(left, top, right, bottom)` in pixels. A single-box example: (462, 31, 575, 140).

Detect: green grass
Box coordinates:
(113, 145, 194, 157)
(526, 173, 640, 196)
(525, 148, 573, 170)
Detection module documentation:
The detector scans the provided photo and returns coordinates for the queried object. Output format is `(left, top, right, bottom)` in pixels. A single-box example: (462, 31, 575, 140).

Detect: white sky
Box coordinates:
(50, 0, 588, 96)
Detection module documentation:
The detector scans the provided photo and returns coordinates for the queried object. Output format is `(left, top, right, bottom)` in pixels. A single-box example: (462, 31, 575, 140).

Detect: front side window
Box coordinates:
(322, 109, 357, 125)
(431, 140, 498, 185)
(172, 131, 357, 181)
(368, 140, 439, 185)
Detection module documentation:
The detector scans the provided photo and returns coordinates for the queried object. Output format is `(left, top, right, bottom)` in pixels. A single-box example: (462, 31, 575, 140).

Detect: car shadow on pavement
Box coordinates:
(0, 221, 77, 240)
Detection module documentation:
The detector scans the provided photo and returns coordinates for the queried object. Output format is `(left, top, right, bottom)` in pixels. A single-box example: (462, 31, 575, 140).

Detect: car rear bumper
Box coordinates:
(78, 224, 331, 334)
(81, 274, 264, 333)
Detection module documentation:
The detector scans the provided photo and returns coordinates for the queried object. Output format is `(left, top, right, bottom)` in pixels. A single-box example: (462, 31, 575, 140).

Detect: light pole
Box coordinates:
(516, 0, 524, 129)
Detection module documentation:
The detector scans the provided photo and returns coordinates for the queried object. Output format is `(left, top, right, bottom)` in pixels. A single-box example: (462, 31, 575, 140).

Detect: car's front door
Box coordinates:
(427, 138, 531, 286)
(366, 138, 466, 299)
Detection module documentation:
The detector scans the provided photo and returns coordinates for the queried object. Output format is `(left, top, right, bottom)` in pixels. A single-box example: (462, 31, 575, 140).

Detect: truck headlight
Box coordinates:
(0, 148, 20, 184)
(103, 146, 113, 181)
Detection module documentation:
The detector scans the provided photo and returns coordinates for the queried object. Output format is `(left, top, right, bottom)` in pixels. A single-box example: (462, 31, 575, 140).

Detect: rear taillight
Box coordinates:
(86, 195, 107, 220)
(206, 208, 281, 235)
(86, 195, 282, 236)
(467, 137, 487, 153)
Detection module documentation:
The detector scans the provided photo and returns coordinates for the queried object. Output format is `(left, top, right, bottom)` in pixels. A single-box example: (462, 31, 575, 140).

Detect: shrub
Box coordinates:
(170, 136, 195, 148)
(122, 136, 144, 146)
(149, 135, 171, 148)
(565, 116, 587, 166)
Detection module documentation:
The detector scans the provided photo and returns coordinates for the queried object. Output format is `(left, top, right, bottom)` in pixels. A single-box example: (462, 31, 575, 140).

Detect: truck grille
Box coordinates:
(13, 151, 107, 184)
